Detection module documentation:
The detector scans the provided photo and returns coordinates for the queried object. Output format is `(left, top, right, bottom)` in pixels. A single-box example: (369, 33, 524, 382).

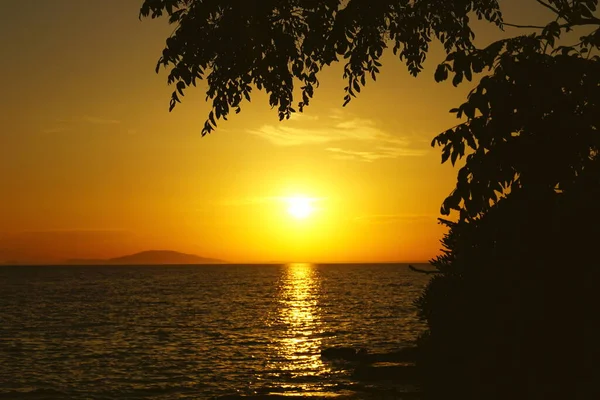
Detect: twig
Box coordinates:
(503, 22, 547, 29)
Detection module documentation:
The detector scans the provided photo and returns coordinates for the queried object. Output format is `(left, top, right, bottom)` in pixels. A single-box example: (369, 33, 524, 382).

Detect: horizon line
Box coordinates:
(1, 260, 432, 266)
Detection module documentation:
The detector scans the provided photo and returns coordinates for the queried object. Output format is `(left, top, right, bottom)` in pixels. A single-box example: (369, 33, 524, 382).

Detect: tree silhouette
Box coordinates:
(416, 2, 600, 397)
(141, 1, 600, 398)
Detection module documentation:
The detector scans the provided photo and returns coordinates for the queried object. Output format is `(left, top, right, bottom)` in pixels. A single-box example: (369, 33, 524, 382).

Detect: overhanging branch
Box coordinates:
(503, 22, 547, 29)
(535, 0, 562, 17)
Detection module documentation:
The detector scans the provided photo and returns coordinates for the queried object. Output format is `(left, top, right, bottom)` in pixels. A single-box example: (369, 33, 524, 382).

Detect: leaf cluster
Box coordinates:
(431, 1, 600, 219)
(140, 0, 502, 135)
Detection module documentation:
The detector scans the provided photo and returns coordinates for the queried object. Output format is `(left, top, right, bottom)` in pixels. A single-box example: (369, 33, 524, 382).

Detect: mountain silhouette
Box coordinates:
(67, 250, 225, 265)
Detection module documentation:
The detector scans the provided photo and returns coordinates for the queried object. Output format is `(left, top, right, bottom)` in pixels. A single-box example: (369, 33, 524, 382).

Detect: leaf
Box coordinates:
(465, 133, 477, 150)
(462, 103, 475, 119)
(464, 67, 472, 82)
(434, 64, 449, 82)
(451, 149, 459, 166)
(343, 95, 351, 107)
(441, 147, 451, 164)
(452, 72, 464, 87)
(176, 81, 186, 96)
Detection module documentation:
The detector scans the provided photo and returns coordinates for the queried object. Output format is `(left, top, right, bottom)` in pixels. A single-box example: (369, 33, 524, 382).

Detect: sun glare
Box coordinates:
(287, 196, 314, 219)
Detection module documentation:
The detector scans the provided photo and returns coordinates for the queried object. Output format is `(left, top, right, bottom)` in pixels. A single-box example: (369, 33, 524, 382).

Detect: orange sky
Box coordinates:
(0, 1, 553, 264)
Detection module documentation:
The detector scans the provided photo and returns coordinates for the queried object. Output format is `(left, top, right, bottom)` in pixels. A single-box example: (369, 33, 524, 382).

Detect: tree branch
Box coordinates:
(503, 18, 600, 31)
(503, 22, 547, 29)
(535, 0, 562, 17)
(576, 17, 600, 26)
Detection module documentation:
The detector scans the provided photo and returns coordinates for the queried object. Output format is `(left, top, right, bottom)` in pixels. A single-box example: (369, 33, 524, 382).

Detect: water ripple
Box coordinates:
(0, 264, 429, 398)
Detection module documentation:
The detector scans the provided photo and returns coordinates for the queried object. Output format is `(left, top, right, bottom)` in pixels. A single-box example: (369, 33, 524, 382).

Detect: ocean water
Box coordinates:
(0, 263, 430, 399)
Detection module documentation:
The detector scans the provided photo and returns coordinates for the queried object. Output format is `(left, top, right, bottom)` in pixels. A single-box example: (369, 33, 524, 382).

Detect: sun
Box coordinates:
(286, 196, 314, 219)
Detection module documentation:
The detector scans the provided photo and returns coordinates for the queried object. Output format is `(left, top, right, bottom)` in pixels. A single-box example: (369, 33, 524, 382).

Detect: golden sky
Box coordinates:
(0, 1, 551, 264)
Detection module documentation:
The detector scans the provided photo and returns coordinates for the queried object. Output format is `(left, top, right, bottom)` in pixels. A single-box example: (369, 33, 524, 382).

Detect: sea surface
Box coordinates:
(0, 263, 431, 399)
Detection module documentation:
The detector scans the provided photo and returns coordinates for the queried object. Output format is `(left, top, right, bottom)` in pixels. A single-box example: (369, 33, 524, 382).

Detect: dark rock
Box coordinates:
(352, 364, 420, 384)
(321, 346, 420, 365)
(369, 347, 420, 363)
(321, 346, 368, 362)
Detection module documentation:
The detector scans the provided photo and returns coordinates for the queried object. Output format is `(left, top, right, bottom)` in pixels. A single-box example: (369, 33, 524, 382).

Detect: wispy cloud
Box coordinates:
(288, 113, 320, 122)
(247, 125, 341, 146)
(329, 108, 345, 120)
(326, 146, 427, 162)
(249, 117, 395, 146)
(354, 214, 437, 224)
(248, 111, 428, 161)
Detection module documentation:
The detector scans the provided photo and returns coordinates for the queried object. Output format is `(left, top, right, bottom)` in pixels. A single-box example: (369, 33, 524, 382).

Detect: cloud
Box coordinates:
(248, 111, 428, 161)
(354, 214, 437, 224)
(249, 116, 394, 146)
(326, 146, 427, 162)
(329, 108, 345, 120)
(247, 125, 341, 146)
(288, 113, 320, 122)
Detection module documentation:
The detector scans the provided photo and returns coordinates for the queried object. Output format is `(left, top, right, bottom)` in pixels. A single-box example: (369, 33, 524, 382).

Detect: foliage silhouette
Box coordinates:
(416, 2, 600, 396)
(139, 0, 502, 135)
(432, 11, 600, 219)
(417, 173, 600, 399)
(141, 1, 600, 398)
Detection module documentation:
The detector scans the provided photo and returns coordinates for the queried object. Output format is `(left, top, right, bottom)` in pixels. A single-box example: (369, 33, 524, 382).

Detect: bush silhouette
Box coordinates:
(416, 165, 600, 399)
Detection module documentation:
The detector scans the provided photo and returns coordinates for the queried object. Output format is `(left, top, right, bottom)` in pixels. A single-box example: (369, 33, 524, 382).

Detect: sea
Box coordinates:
(0, 263, 431, 399)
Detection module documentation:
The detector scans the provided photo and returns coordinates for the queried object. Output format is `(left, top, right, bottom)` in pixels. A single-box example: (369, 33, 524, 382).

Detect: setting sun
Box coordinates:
(286, 196, 315, 219)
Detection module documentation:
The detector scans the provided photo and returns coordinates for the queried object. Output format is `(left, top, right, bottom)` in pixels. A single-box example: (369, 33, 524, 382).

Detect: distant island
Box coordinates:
(66, 250, 226, 265)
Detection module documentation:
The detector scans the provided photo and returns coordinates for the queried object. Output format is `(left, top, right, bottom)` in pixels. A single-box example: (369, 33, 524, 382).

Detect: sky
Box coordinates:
(0, 1, 554, 264)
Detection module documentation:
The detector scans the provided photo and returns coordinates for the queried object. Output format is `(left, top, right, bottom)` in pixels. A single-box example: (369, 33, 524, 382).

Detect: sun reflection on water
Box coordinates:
(265, 263, 332, 395)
